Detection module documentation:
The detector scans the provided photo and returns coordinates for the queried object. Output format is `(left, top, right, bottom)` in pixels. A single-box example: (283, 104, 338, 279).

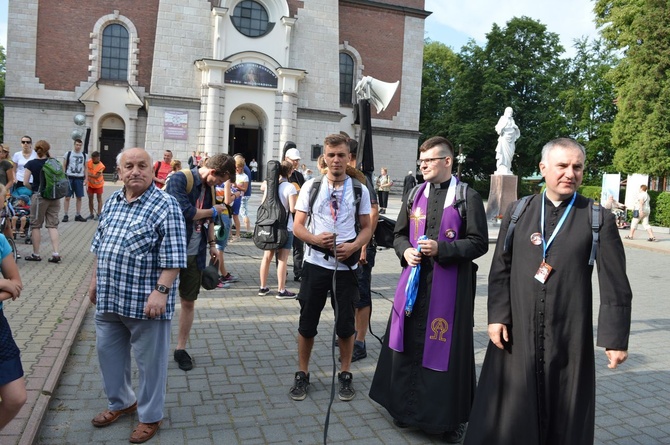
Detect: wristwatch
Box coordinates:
(155, 284, 170, 294)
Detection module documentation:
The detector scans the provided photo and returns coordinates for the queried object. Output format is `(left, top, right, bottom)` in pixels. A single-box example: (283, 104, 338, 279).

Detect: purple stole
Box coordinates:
(389, 181, 462, 371)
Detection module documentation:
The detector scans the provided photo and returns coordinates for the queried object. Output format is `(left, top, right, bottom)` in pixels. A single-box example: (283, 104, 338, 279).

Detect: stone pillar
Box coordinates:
(486, 175, 518, 222)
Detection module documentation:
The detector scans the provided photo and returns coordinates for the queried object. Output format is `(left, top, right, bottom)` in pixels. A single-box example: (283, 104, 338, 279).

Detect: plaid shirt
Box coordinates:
(91, 184, 187, 320)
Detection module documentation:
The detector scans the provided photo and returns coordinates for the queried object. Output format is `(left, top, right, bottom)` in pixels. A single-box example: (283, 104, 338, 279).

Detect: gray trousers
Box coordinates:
(95, 312, 170, 423)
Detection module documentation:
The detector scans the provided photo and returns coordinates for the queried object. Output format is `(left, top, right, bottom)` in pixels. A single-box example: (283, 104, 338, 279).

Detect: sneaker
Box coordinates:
(220, 273, 238, 283)
(289, 371, 310, 401)
(25, 253, 42, 261)
(62, 215, 69, 222)
(351, 343, 367, 362)
(258, 287, 270, 296)
(86, 214, 95, 220)
(338, 371, 356, 401)
(48, 255, 62, 263)
(93, 214, 98, 221)
(75, 215, 87, 222)
(276, 289, 296, 300)
(216, 279, 230, 289)
(174, 349, 193, 371)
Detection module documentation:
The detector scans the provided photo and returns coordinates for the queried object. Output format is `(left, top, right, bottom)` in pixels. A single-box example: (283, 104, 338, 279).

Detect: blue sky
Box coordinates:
(424, 0, 600, 58)
(0, 1, 599, 58)
(0, 0, 6, 49)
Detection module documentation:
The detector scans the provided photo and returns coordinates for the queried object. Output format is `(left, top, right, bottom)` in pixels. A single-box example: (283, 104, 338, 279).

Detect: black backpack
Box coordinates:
(253, 160, 289, 250)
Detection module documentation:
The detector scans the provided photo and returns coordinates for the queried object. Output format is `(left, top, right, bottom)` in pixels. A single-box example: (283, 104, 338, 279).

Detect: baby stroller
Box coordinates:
(10, 187, 32, 244)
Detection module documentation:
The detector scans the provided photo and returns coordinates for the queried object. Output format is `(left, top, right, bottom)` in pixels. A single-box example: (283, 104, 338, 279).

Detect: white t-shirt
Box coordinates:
(278, 181, 297, 232)
(295, 176, 371, 270)
(64, 150, 87, 177)
(234, 172, 249, 193)
(13, 151, 37, 182)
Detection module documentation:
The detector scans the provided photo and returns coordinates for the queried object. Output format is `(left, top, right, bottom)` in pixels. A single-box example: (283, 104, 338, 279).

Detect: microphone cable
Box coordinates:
(323, 233, 339, 444)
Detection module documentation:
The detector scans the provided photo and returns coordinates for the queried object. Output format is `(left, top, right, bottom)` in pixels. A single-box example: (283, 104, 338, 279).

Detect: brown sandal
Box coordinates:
(130, 421, 162, 443)
(91, 401, 137, 427)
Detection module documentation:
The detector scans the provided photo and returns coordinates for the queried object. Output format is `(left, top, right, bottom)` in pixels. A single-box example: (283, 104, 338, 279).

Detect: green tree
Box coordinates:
(595, 0, 670, 177)
(560, 38, 619, 184)
(447, 17, 568, 179)
(419, 40, 460, 144)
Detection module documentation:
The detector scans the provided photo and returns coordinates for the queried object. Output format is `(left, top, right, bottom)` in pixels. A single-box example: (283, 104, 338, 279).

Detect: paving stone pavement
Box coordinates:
(2, 182, 670, 445)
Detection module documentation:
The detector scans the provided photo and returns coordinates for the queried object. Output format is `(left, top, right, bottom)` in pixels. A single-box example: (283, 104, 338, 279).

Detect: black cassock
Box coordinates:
(465, 194, 632, 445)
(369, 180, 489, 432)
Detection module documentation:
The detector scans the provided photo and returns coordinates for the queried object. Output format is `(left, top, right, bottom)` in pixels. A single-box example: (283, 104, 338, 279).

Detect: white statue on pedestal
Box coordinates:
(494, 107, 520, 175)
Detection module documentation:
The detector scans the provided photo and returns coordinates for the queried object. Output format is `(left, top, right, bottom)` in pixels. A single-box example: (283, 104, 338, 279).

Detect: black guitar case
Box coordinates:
(253, 160, 289, 250)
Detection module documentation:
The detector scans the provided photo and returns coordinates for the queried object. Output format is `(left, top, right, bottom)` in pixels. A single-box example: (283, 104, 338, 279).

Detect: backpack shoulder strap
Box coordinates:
(154, 161, 161, 177)
(65, 151, 71, 168)
(503, 195, 534, 252)
(406, 184, 422, 216)
(351, 177, 363, 232)
(455, 181, 468, 221)
(307, 177, 322, 218)
(181, 168, 194, 194)
(588, 200, 602, 266)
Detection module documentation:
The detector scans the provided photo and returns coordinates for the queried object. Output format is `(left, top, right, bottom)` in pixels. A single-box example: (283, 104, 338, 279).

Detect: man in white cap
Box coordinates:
(284, 142, 305, 282)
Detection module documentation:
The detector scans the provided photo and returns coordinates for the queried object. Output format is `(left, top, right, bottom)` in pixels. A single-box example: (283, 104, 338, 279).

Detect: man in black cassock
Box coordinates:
(465, 138, 632, 445)
(369, 136, 488, 443)
(401, 170, 417, 202)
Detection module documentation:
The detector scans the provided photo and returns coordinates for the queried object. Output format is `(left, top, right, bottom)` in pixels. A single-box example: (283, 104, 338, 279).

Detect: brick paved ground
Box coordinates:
(2, 182, 669, 445)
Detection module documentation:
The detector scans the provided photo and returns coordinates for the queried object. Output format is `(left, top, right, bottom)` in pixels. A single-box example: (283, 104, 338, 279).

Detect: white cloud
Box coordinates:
(425, 0, 599, 55)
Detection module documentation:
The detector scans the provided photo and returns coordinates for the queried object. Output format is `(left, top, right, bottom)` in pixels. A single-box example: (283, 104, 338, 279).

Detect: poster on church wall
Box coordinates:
(225, 62, 278, 88)
(164, 110, 188, 140)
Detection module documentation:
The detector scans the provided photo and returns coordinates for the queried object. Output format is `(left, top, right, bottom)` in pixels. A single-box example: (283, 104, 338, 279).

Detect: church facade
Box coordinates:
(4, 0, 428, 179)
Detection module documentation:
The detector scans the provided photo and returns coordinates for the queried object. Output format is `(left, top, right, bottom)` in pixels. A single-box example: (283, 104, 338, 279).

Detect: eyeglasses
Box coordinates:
(21, 140, 32, 144)
(416, 157, 446, 166)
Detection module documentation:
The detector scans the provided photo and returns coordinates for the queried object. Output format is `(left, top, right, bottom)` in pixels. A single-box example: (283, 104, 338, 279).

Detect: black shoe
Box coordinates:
(338, 371, 355, 401)
(62, 215, 69, 222)
(289, 371, 310, 401)
(442, 423, 466, 443)
(351, 343, 367, 362)
(293, 276, 301, 282)
(174, 349, 193, 371)
(75, 215, 87, 222)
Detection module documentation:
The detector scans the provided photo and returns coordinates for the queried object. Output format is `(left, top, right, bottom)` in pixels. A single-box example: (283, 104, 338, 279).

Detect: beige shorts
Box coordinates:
(30, 194, 61, 229)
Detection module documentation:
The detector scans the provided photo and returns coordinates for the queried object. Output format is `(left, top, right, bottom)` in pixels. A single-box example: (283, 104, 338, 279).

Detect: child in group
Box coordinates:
(10, 196, 30, 239)
(86, 151, 105, 220)
(0, 185, 26, 431)
(213, 179, 238, 288)
(229, 157, 249, 243)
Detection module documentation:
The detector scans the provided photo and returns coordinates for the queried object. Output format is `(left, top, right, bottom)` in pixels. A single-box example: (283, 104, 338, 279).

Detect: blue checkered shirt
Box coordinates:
(91, 185, 187, 320)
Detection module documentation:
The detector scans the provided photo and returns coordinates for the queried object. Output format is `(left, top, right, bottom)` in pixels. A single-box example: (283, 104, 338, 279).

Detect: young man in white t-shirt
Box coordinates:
(289, 134, 372, 403)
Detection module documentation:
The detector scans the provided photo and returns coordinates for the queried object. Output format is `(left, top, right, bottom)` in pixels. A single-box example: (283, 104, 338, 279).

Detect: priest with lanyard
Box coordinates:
(465, 138, 632, 445)
(369, 136, 488, 443)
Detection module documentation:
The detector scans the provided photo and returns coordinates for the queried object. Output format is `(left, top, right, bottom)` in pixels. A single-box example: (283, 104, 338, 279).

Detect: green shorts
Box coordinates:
(178, 255, 202, 301)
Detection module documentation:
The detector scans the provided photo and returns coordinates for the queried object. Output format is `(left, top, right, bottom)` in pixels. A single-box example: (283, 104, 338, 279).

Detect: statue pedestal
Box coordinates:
(486, 174, 518, 221)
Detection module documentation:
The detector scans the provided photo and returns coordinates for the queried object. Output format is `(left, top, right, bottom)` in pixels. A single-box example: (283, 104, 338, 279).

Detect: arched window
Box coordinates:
(101, 24, 129, 80)
(339, 53, 355, 106)
(231, 1, 273, 38)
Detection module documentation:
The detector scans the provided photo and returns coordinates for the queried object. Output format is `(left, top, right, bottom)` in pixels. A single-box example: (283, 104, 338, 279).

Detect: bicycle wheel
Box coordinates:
(7, 236, 17, 262)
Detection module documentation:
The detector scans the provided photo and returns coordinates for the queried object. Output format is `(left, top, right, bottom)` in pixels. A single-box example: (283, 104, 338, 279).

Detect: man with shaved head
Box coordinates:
(88, 148, 187, 444)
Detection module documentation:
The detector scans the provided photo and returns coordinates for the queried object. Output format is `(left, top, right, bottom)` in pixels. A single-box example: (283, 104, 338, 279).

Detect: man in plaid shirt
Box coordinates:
(88, 148, 186, 444)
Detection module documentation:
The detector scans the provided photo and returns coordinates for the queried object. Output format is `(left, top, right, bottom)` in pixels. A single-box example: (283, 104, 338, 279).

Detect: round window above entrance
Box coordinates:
(231, 1, 272, 38)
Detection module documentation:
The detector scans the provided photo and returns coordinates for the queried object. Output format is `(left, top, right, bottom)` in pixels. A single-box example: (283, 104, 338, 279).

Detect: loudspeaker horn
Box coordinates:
(355, 76, 399, 113)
